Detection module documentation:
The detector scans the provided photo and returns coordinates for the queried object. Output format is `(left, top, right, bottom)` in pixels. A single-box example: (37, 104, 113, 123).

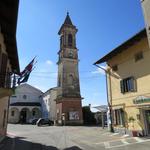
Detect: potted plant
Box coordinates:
(128, 116, 137, 137)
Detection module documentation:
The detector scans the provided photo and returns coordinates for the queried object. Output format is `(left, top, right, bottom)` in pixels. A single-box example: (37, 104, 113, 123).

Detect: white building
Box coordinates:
(42, 87, 58, 121)
(8, 84, 43, 123)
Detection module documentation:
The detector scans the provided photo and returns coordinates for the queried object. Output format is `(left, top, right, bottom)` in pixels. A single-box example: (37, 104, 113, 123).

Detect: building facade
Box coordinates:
(55, 13, 83, 125)
(141, 0, 150, 46)
(0, 0, 20, 142)
(42, 87, 58, 121)
(8, 84, 43, 124)
(95, 29, 150, 136)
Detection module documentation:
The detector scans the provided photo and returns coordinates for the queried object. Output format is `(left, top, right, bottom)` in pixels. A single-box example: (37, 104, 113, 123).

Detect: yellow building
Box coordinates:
(0, 0, 20, 142)
(95, 29, 150, 136)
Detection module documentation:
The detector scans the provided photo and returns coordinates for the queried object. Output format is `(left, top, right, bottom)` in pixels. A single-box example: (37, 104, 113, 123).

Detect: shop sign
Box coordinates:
(133, 96, 150, 104)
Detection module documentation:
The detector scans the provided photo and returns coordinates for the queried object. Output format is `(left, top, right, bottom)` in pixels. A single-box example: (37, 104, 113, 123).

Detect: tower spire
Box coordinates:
(63, 12, 73, 25)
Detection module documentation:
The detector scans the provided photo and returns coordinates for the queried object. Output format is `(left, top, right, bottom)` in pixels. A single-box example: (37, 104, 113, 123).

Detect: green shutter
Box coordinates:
(120, 80, 124, 93)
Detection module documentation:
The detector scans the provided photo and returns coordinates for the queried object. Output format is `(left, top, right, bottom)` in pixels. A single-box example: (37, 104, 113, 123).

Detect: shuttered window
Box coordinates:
(0, 53, 8, 87)
(120, 77, 136, 93)
(113, 109, 125, 126)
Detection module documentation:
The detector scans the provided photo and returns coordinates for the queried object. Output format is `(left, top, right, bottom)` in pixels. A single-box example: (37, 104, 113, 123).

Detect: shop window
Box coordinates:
(120, 77, 136, 93)
(135, 51, 143, 62)
(11, 111, 15, 116)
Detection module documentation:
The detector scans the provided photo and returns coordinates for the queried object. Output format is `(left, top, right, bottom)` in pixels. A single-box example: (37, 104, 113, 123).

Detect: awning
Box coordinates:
(93, 105, 108, 112)
(133, 96, 150, 104)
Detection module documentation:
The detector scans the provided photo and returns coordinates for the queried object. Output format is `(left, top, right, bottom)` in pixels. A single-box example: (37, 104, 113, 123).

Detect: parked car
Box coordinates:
(28, 118, 39, 125)
(36, 118, 54, 126)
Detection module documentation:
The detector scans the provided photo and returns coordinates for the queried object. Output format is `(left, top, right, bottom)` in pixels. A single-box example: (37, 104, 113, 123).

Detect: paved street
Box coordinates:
(0, 124, 150, 150)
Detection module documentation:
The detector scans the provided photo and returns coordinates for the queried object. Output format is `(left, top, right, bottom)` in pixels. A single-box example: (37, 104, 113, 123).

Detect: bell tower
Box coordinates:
(56, 13, 83, 125)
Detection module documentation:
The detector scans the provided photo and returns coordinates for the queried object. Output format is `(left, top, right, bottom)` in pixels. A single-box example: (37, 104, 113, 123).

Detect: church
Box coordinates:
(43, 13, 83, 125)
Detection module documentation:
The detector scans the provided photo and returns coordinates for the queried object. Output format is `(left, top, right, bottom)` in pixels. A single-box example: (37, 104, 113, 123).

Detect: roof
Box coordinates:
(0, 0, 20, 73)
(64, 12, 73, 25)
(93, 105, 108, 112)
(10, 102, 41, 106)
(58, 12, 77, 35)
(94, 29, 147, 64)
(17, 83, 43, 94)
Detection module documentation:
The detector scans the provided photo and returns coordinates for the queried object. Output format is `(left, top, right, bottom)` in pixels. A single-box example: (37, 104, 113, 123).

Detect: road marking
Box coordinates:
(104, 142, 110, 148)
(109, 133, 119, 136)
(121, 139, 129, 144)
(134, 137, 144, 142)
(102, 132, 112, 135)
(104, 138, 150, 149)
(121, 134, 130, 138)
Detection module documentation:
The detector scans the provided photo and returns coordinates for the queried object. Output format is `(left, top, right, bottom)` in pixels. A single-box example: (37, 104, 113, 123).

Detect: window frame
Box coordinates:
(120, 77, 136, 93)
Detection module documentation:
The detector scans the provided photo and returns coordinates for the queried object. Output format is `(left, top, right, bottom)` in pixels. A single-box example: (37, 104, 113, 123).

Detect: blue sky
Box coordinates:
(17, 0, 145, 109)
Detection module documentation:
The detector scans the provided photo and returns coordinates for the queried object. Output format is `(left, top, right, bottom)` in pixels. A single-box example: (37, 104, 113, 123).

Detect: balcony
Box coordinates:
(0, 73, 13, 99)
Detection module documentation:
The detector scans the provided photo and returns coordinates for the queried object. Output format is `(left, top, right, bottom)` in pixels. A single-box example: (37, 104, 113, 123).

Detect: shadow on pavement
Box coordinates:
(0, 136, 83, 150)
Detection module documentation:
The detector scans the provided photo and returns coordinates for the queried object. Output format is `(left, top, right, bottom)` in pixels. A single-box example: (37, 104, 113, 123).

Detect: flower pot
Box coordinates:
(132, 130, 137, 137)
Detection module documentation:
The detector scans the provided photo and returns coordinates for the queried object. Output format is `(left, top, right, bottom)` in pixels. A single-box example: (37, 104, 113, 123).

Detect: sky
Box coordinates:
(16, 0, 145, 110)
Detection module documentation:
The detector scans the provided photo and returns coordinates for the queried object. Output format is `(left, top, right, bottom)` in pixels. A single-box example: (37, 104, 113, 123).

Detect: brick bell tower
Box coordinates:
(56, 13, 83, 125)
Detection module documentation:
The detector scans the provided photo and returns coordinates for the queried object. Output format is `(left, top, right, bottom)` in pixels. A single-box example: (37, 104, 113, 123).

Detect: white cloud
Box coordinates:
(91, 67, 106, 75)
(46, 60, 53, 65)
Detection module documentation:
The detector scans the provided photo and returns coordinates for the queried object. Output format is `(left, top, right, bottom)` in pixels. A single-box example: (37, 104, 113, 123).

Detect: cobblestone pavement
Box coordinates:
(0, 124, 150, 150)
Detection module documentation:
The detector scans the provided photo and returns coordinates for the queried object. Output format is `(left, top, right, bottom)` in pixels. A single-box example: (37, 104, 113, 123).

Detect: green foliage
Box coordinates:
(82, 106, 96, 125)
(128, 116, 135, 122)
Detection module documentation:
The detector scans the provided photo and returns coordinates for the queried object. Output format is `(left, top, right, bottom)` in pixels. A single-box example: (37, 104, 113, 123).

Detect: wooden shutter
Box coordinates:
(120, 80, 124, 93)
(130, 77, 135, 92)
(0, 53, 8, 87)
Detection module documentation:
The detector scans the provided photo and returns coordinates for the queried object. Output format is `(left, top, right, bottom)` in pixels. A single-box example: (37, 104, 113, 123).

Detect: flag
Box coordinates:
(18, 57, 35, 84)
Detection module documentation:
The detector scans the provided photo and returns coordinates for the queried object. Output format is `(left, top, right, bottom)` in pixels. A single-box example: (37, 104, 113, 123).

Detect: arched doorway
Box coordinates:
(20, 108, 30, 124)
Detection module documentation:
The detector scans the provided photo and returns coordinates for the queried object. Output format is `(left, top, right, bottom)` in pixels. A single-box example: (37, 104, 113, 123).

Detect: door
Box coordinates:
(20, 110, 27, 123)
(145, 110, 150, 135)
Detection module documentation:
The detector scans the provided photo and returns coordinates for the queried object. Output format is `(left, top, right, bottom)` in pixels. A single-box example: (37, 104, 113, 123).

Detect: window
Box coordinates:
(60, 35, 64, 46)
(135, 51, 143, 62)
(69, 50, 73, 58)
(112, 65, 118, 71)
(32, 111, 36, 116)
(113, 109, 125, 126)
(120, 77, 136, 93)
(23, 95, 27, 99)
(68, 74, 73, 85)
(11, 95, 17, 98)
(11, 111, 15, 116)
(0, 53, 8, 87)
(68, 34, 73, 47)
